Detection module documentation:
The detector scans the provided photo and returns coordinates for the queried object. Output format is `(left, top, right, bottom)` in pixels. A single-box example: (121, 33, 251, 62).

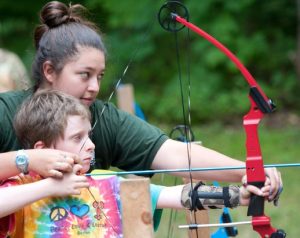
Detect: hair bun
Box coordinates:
(40, 1, 85, 28)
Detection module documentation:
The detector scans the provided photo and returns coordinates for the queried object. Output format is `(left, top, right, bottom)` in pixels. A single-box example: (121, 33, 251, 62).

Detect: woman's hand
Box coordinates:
(264, 167, 283, 202)
(240, 168, 283, 206)
(239, 175, 269, 206)
(27, 149, 81, 178)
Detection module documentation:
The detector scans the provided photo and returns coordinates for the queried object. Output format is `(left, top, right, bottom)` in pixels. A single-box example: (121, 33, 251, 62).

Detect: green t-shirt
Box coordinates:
(0, 89, 168, 172)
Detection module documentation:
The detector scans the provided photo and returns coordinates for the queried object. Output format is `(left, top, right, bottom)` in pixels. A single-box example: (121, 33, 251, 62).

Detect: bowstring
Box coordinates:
(184, 24, 199, 238)
(86, 187, 120, 235)
(168, 23, 198, 238)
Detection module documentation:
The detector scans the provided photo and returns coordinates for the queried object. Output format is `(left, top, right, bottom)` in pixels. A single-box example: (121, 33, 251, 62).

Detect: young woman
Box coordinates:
(0, 1, 282, 200)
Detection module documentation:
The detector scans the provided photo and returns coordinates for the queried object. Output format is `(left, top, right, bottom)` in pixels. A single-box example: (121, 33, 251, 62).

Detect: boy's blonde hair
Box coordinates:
(14, 89, 91, 149)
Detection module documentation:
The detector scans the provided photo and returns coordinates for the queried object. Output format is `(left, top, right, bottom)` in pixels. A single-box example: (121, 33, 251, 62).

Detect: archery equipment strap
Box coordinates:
(181, 182, 240, 211)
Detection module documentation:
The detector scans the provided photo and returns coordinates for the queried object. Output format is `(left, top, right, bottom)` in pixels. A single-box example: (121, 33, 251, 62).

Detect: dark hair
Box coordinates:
(32, 1, 106, 90)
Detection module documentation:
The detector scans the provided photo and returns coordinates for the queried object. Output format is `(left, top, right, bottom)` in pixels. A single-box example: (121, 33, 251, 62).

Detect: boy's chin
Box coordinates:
(82, 163, 90, 174)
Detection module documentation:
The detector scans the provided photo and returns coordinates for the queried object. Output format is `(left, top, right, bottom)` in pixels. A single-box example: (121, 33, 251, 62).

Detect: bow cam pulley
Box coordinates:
(158, 1, 189, 32)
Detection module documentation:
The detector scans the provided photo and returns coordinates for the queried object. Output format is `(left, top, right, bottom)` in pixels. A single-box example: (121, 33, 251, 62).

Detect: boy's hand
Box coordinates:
(48, 164, 89, 197)
(28, 149, 81, 178)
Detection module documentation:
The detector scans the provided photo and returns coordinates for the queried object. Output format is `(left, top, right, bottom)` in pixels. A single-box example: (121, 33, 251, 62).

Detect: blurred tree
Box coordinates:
(0, 0, 299, 124)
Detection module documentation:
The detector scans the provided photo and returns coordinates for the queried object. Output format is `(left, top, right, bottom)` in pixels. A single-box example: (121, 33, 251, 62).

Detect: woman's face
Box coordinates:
(47, 47, 105, 106)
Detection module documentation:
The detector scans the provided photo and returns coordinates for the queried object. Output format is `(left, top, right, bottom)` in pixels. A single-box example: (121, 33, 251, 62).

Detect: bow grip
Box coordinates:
(247, 181, 265, 216)
(271, 229, 287, 238)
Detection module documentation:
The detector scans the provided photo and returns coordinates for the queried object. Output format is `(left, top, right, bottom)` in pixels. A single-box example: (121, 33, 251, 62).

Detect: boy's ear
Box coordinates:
(34, 140, 47, 149)
(43, 61, 56, 83)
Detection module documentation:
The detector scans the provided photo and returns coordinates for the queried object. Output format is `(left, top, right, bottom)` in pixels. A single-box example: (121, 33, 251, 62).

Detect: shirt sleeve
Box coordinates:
(91, 101, 169, 172)
(149, 184, 164, 231)
(0, 178, 21, 237)
(0, 90, 32, 152)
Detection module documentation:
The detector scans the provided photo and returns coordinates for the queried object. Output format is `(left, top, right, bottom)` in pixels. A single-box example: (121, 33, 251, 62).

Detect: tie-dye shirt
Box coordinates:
(0, 172, 163, 238)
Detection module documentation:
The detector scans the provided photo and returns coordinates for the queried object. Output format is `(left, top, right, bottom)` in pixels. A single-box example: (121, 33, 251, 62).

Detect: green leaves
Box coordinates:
(1, 0, 299, 124)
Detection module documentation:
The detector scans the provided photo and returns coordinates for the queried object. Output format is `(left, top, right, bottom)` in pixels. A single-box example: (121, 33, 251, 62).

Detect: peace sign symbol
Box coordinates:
(49, 206, 68, 222)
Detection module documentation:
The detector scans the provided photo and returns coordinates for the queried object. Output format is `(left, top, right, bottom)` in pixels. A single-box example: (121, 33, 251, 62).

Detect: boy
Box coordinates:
(0, 90, 269, 237)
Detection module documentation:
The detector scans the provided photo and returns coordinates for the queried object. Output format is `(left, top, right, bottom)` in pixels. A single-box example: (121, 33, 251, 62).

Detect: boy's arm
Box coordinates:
(0, 178, 57, 218)
(0, 164, 89, 218)
(156, 185, 185, 209)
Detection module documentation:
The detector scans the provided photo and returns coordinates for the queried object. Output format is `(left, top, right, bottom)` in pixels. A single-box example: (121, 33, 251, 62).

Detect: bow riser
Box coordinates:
(252, 216, 277, 237)
(244, 96, 265, 183)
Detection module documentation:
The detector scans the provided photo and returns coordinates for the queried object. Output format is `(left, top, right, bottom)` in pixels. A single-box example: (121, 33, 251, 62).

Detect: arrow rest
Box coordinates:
(158, 1, 189, 32)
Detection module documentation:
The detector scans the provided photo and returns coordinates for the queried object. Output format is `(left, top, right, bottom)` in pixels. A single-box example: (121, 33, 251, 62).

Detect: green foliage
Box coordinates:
(1, 0, 299, 123)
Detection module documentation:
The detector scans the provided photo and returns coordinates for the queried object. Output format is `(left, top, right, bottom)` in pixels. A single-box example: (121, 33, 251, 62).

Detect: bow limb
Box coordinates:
(172, 14, 274, 112)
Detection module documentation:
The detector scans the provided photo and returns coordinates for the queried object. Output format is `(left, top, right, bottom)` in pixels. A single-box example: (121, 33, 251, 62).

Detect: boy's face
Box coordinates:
(53, 115, 95, 173)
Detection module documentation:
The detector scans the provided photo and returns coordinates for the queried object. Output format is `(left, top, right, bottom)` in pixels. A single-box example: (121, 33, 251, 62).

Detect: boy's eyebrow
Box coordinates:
(68, 129, 85, 138)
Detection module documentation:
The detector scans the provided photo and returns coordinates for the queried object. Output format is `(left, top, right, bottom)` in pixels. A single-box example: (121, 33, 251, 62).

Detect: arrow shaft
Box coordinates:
(86, 163, 300, 176)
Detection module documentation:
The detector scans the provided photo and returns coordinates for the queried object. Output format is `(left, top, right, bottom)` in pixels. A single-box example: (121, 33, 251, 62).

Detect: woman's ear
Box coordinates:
(42, 61, 56, 83)
(34, 140, 47, 149)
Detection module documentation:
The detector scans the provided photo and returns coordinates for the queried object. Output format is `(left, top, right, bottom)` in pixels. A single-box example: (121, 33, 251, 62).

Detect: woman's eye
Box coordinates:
(97, 73, 104, 81)
(79, 72, 89, 79)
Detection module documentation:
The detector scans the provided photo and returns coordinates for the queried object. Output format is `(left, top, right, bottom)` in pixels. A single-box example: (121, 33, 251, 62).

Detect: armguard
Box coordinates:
(181, 182, 240, 211)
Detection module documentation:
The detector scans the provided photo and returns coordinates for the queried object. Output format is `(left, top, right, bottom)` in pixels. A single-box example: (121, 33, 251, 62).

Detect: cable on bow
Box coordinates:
(158, 1, 286, 237)
(158, 1, 203, 237)
(159, 1, 239, 237)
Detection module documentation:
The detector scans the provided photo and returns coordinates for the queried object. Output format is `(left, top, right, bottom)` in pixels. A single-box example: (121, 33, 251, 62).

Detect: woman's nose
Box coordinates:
(88, 77, 100, 93)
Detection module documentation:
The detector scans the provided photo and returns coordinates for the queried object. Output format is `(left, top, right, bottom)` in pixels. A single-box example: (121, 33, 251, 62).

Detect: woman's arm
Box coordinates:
(152, 139, 244, 182)
(0, 149, 80, 180)
(152, 139, 281, 200)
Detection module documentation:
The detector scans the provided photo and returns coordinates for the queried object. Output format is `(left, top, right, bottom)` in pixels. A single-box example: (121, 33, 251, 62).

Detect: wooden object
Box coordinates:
(120, 178, 154, 238)
(116, 84, 135, 115)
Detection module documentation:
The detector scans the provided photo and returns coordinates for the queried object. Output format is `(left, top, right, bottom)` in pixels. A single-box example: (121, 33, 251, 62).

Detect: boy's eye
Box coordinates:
(73, 135, 83, 141)
(88, 131, 93, 139)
